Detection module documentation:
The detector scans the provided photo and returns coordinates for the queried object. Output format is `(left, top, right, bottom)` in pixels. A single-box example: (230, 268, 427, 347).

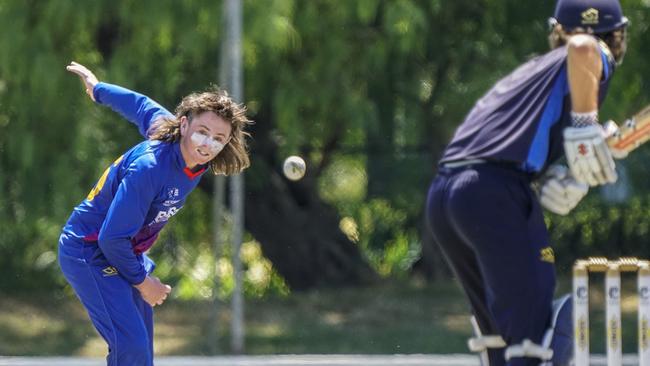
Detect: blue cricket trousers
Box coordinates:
(426, 163, 555, 366)
(58, 233, 154, 366)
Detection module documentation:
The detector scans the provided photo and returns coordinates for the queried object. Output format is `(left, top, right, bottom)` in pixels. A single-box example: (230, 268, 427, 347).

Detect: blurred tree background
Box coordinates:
(0, 0, 649, 302)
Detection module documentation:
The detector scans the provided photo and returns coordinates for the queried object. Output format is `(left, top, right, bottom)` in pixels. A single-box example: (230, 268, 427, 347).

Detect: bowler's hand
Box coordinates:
(134, 276, 172, 307)
(66, 61, 99, 102)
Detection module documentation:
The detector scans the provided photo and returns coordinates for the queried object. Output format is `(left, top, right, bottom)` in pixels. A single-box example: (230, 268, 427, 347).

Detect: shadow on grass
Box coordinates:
(9, 279, 608, 356)
(184, 280, 473, 355)
(6, 280, 474, 356)
(0, 292, 99, 355)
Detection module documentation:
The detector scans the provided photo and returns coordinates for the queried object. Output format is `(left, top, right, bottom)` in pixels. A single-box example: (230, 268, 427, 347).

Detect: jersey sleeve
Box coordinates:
(598, 41, 616, 83)
(93, 82, 174, 139)
(97, 156, 160, 285)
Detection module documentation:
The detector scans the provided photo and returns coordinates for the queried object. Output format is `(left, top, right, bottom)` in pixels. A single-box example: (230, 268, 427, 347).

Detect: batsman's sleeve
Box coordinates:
(93, 82, 174, 139)
(97, 156, 160, 285)
(598, 42, 615, 83)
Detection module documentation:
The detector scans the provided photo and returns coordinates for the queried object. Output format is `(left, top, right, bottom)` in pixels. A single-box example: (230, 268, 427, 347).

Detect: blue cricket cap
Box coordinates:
(551, 0, 628, 33)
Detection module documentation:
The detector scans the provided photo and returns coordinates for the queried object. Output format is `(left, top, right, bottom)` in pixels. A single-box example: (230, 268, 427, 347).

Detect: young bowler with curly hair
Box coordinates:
(59, 61, 252, 366)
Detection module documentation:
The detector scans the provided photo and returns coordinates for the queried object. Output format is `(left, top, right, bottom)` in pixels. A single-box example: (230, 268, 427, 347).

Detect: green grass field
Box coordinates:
(0, 277, 642, 356)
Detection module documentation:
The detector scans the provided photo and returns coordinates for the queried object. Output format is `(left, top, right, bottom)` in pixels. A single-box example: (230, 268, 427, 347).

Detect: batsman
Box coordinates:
(425, 0, 630, 365)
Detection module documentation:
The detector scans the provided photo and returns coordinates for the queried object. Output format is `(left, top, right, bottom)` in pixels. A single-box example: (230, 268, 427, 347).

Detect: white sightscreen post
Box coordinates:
(209, 175, 226, 354)
(230, 171, 245, 354)
(221, 0, 245, 354)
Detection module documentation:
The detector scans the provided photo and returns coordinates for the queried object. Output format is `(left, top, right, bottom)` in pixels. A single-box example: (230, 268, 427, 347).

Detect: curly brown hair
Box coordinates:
(148, 87, 252, 175)
(548, 23, 627, 65)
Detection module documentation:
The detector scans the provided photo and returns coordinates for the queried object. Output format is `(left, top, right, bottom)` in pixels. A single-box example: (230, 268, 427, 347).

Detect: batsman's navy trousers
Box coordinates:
(426, 163, 555, 366)
(58, 232, 154, 366)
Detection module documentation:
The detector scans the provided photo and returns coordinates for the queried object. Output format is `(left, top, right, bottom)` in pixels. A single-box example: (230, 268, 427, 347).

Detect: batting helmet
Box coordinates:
(550, 0, 628, 33)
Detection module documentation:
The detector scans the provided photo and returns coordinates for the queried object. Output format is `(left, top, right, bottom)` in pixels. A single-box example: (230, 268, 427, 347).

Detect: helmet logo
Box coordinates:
(581, 8, 599, 25)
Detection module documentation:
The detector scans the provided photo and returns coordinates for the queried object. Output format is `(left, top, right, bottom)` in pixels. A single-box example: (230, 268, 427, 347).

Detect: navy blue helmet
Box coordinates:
(551, 0, 628, 33)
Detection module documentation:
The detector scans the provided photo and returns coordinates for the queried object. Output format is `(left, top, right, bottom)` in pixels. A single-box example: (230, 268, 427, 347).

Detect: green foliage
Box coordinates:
(318, 155, 367, 210)
(549, 193, 650, 271)
(1, 0, 650, 295)
(150, 189, 289, 299)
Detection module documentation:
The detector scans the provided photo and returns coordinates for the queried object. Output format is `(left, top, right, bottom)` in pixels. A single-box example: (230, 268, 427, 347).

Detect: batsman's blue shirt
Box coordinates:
(440, 41, 616, 175)
(62, 83, 208, 285)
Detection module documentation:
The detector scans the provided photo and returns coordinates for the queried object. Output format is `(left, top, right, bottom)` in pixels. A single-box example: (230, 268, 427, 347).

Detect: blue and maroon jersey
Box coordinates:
(440, 41, 616, 175)
(62, 83, 208, 284)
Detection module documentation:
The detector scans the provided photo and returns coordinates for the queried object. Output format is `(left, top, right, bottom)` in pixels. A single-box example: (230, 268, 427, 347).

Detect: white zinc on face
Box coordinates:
(190, 131, 226, 155)
(178, 110, 232, 168)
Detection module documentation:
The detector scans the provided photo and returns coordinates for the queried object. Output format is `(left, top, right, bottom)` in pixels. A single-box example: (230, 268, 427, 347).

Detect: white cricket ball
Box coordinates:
(283, 156, 306, 181)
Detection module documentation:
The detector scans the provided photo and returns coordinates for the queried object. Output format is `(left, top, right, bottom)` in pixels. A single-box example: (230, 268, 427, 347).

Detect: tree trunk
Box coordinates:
(245, 168, 376, 290)
(242, 92, 376, 290)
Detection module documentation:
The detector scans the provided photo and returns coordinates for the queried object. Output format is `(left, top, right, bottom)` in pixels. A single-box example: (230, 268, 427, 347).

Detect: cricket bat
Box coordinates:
(605, 104, 650, 158)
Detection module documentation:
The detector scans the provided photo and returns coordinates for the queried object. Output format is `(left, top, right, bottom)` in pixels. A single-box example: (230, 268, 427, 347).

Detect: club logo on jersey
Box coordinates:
(152, 206, 181, 224)
(540, 247, 555, 263)
(581, 8, 599, 26)
(102, 266, 119, 277)
(167, 188, 179, 199)
(163, 187, 181, 206)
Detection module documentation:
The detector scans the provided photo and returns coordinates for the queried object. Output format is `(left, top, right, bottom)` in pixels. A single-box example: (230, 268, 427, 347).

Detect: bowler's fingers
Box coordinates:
(66, 62, 89, 77)
(66, 61, 97, 101)
(156, 293, 169, 306)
